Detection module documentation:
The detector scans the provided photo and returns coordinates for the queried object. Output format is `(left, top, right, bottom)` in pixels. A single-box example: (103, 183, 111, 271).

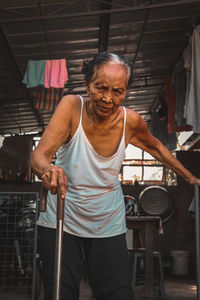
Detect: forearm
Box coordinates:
(31, 150, 52, 179)
(151, 143, 195, 183)
(128, 111, 200, 185)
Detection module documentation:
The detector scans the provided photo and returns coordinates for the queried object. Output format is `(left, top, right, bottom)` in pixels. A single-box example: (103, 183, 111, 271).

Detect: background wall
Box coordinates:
(0, 136, 33, 182)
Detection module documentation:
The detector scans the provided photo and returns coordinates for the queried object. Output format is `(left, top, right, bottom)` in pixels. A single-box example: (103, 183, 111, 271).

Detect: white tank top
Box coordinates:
(38, 96, 127, 238)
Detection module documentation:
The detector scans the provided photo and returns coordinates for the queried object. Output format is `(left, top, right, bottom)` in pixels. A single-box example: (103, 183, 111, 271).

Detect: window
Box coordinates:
(121, 144, 165, 184)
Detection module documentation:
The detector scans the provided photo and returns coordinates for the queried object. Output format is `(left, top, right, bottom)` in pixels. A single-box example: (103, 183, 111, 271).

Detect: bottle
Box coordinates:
(8, 169, 13, 182)
(16, 164, 22, 183)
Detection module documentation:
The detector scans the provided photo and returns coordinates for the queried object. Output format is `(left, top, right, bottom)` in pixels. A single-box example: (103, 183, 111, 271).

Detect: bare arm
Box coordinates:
(31, 95, 76, 198)
(127, 109, 200, 185)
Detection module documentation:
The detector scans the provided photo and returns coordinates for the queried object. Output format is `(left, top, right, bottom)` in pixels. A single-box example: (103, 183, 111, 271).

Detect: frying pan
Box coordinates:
(138, 185, 174, 223)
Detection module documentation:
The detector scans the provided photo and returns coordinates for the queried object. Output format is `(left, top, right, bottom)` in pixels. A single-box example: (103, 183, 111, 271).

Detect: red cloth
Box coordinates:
(44, 59, 68, 88)
(165, 76, 192, 133)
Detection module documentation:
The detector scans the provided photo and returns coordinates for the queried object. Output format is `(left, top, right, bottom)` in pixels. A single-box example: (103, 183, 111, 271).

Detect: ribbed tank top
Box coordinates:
(38, 96, 127, 238)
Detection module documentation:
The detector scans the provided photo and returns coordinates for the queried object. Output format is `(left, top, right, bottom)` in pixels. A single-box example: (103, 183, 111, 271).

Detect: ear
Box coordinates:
(86, 85, 90, 96)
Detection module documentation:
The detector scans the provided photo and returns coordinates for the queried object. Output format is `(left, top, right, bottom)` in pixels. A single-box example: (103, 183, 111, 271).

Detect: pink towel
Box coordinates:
(44, 59, 68, 88)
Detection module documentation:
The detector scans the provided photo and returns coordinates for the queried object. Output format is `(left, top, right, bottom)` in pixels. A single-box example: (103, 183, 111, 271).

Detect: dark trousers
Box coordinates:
(38, 226, 134, 300)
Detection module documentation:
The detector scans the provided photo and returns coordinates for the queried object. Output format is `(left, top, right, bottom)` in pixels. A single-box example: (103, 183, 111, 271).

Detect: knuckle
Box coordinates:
(50, 182, 57, 188)
(42, 173, 49, 180)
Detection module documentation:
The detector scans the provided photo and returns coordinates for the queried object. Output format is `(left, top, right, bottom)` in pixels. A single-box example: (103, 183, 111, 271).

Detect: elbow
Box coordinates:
(145, 140, 164, 161)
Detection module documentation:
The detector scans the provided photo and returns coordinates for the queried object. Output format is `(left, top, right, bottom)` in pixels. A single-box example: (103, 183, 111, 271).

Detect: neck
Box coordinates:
(85, 100, 121, 125)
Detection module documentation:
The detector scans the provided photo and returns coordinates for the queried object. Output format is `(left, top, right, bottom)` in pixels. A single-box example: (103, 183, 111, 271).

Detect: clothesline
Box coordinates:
(22, 59, 68, 111)
(22, 58, 68, 89)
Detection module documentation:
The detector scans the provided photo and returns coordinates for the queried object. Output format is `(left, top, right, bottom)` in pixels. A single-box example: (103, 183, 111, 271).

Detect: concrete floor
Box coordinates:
(0, 275, 197, 300)
(134, 275, 197, 299)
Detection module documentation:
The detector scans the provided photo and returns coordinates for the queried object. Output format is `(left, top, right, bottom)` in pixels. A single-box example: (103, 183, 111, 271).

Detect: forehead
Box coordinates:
(92, 62, 128, 84)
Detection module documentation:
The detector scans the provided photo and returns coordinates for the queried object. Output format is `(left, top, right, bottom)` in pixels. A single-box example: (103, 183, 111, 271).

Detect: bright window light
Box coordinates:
(123, 166, 142, 182)
(125, 144, 142, 159)
(143, 151, 154, 159)
(143, 166, 163, 181)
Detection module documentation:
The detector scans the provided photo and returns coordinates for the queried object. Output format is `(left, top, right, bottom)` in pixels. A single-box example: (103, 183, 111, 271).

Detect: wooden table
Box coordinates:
(126, 216, 160, 298)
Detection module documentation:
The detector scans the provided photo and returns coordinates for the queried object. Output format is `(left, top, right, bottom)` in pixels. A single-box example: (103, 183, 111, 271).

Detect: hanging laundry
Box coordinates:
(183, 37, 192, 119)
(150, 110, 177, 151)
(34, 86, 64, 111)
(44, 59, 68, 88)
(158, 95, 168, 121)
(165, 76, 192, 133)
(22, 60, 46, 88)
(184, 25, 200, 133)
(183, 36, 192, 71)
(171, 59, 187, 127)
(183, 36, 192, 120)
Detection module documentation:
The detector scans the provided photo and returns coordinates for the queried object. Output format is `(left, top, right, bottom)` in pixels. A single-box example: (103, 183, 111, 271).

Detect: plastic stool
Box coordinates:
(129, 249, 166, 297)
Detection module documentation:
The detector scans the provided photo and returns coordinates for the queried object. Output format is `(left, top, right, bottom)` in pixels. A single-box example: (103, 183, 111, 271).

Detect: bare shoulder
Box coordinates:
(124, 106, 163, 156)
(125, 107, 155, 148)
(56, 94, 81, 111)
(33, 95, 83, 158)
(49, 94, 82, 124)
(40, 95, 81, 145)
(125, 107, 145, 130)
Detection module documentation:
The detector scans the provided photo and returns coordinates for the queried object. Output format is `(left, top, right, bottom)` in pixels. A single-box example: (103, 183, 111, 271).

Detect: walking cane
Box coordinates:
(40, 185, 65, 300)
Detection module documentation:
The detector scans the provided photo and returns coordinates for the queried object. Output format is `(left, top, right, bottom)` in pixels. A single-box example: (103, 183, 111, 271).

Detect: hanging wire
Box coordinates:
(37, 0, 52, 59)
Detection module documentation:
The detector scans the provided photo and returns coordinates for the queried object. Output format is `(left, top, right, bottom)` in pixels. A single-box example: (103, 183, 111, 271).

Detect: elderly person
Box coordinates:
(31, 52, 200, 300)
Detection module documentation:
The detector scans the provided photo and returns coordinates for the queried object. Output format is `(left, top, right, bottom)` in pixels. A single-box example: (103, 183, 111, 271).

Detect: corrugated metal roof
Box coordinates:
(0, 0, 199, 135)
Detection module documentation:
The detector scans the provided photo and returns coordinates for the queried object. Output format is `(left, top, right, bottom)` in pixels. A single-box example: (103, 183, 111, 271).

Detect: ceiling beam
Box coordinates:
(0, 25, 44, 130)
(0, 26, 23, 80)
(131, 4, 150, 66)
(6, 18, 192, 38)
(0, 0, 199, 24)
(38, 1, 52, 60)
(0, 1, 79, 11)
(98, 0, 112, 52)
(0, 123, 43, 132)
(0, 103, 23, 132)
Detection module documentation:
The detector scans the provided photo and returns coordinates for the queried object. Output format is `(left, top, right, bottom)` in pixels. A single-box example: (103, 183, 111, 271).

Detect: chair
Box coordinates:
(129, 248, 166, 297)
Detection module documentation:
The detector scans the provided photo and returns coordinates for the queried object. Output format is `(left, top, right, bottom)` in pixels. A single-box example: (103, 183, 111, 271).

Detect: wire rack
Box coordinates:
(0, 192, 40, 299)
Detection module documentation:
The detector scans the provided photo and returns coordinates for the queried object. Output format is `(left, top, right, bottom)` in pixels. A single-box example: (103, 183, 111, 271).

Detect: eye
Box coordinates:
(113, 89, 123, 94)
(96, 85, 107, 90)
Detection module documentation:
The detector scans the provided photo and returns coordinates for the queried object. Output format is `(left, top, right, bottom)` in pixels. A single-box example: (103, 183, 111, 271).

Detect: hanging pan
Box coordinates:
(138, 185, 175, 223)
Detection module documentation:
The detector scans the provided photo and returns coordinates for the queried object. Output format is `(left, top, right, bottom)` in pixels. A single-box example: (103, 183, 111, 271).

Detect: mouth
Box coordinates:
(97, 104, 112, 113)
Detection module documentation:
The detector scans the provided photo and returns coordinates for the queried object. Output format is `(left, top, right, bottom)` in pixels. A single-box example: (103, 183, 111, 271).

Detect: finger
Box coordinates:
(58, 183, 66, 199)
(41, 173, 51, 190)
(58, 171, 68, 199)
(49, 168, 58, 194)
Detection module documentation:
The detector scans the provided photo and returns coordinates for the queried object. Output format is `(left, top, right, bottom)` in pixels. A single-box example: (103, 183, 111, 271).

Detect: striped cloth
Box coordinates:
(34, 86, 64, 111)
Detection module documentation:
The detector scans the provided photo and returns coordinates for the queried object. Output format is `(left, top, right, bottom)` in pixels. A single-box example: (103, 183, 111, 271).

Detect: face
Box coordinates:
(87, 62, 128, 119)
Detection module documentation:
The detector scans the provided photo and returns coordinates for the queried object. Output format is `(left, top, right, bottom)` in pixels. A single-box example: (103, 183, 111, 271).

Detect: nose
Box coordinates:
(102, 92, 112, 103)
